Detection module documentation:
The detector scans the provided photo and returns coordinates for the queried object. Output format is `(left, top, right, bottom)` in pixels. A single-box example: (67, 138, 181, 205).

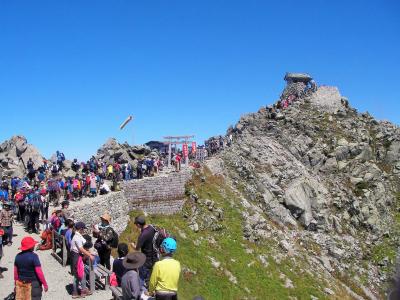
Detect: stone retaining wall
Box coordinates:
(69, 191, 130, 234)
(68, 169, 192, 234)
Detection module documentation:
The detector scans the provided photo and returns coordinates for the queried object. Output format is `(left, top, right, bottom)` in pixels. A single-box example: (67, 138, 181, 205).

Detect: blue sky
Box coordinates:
(1, 1, 399, 160)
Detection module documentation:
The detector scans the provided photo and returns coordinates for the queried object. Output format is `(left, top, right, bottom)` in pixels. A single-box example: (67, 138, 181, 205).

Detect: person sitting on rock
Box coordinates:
(99, 180, 111, 195)
(37, 228, 53, 251)
(148, 238, 181, 300)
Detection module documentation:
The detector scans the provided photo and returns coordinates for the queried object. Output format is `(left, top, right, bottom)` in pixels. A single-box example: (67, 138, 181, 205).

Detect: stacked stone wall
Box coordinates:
(68, 170, 192, 234)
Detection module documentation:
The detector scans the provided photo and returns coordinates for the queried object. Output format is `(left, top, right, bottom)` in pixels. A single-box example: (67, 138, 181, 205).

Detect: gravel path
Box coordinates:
(0, 223, 111, 300)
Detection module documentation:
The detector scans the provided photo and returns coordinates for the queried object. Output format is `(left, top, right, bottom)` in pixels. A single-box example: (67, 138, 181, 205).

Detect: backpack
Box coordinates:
(52, 165, 58, 173)
(15, 192, 24, 202)
(48, 179, 59, 192)
(0, 190, 6, 201)
(149, 225, 172, 257)
(73, 179, 79, 190)
(110, 228, 119, 248)
(31, 194, 42, 212)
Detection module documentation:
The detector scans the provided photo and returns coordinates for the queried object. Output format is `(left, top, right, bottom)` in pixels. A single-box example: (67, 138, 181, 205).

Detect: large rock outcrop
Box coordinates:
(96, 138, 159, 166)
(0, 136, 44, 177)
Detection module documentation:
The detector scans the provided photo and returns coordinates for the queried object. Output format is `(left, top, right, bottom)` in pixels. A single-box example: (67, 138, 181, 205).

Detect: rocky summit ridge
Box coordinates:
(207, 85, 400, 297)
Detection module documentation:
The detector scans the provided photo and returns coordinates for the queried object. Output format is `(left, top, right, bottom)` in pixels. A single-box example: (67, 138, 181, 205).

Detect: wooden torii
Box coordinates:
(163, 135, 195, 167)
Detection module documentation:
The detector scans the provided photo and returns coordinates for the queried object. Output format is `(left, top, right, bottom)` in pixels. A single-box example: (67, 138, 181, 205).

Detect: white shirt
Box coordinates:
(101, 183, 111, 192)
(70, 231, 86, 254)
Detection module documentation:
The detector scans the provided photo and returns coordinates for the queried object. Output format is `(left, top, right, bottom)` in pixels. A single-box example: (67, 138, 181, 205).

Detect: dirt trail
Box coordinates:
(0, 223, 110, 300)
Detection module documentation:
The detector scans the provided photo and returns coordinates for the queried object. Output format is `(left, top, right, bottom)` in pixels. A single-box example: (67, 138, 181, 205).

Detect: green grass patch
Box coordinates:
(117, 168, 337, 299)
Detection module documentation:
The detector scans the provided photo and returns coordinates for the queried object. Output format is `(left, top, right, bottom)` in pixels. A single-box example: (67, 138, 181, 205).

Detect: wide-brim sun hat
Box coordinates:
(122, 252, 146, 270)
(19, 236, 38, 251)
(100, 212, 112, 223)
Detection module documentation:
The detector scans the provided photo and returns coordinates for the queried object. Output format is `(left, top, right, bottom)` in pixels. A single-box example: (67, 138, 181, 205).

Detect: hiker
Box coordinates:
(92, 213, 116, 270)
(47, 177, 60, 206)
(61, 200, 72, 221)
(49, 209, 62, 232)
(0, 183, 9, 203)
(107, 164, 114, 179)
(99, 180, 110, 195)
(112, 243, 129, 287)
(0, 227, 3, 279)
(89, 173, 97, 197)
(40, 188, 49, 224)
(70, 222, 94, 298)
(65, 219, 75, 249)
(132, 215, 157, 287)
(71, 159, 80, 172)
(121, 252, 146, 300)
(51, 163, 59, 175)
(310, 79, 317, 92)
(27, 190, 42, 234)
(56, 150, 65, 170)
(37, 228, 53, 251)
(0, 201, 14, 245)
(15, 189, 26, 222)
(136, 161, 143, 179)
(14, 236, 48, 300)
(148, 238, 180, 300)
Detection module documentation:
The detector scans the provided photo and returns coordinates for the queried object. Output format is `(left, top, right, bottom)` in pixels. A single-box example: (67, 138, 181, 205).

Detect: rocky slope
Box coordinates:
(206, 86, 400, 298)
(95, 138, 159, 167)
(0, 136, 45, 178)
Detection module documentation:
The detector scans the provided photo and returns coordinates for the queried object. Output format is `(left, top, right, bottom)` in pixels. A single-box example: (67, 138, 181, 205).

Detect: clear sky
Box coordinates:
(1, 1, 399, 160)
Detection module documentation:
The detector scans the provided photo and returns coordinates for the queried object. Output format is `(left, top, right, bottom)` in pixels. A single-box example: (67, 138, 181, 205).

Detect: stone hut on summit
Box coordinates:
(281, 72, 315, 100)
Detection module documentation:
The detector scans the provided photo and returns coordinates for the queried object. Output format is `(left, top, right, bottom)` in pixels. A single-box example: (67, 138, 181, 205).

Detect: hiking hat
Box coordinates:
(19, 236, 38, 251)
(122, 252, 146, 270)
(100, 213, 112, 223)
(134, 215, 146, 226)
(75, 221, 87, 230)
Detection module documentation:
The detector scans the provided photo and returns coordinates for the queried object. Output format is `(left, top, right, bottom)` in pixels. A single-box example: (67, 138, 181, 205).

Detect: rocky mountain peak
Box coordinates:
(208, 85, 400, 296)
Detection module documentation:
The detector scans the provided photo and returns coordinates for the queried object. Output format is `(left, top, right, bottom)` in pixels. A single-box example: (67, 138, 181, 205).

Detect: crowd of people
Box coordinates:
(1, 202, 183, 300)
(0, 149, 197, 299)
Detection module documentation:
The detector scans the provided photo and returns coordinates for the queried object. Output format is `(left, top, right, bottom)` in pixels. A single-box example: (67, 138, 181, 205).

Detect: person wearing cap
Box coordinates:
(70, 221, 94, 298)
(132, 215, 157, 288)
(14, 236, 48, 299)
(148, 237, 180, 300)
(92, 213, 115, 269)
(121, 252, 146, 300)
(0, 201, 14, 245)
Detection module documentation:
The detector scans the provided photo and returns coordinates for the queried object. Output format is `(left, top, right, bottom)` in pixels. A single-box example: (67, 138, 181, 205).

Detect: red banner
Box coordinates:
(182, 144, 189, 157)
(191, 142, 197, 154)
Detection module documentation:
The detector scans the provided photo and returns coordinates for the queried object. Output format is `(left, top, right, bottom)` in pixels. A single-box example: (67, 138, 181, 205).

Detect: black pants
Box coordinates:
(31, 280, 43, 300)
(18, 205, 26, 222)
(98, 248, 111, 270)
(155, 293, 178, 300)
(41, 206, 49, 222)
(29, 211, 40, 233)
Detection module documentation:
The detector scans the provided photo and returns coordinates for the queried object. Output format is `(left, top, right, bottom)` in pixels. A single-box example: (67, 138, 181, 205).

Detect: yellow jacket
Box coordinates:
(149, 257, 181, 293)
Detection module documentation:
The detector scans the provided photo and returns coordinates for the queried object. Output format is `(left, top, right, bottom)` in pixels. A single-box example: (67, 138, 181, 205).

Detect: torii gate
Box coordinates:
(163, 135, 195, 167)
